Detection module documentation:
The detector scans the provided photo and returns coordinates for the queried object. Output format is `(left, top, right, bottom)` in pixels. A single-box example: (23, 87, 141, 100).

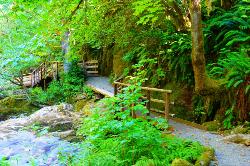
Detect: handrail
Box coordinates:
(113, 81, 172, 93)
(113, 78, 172, 120)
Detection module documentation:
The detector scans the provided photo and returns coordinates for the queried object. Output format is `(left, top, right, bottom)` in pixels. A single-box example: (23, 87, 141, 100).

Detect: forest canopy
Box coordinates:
(0, 0, 249, 124)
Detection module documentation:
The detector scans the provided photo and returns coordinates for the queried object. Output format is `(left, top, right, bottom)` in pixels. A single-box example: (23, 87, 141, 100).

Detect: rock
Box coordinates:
(195, 147, 214, 166)
(0, 96, 38, 121)
(231, 125, 249, 134)
(171, 158, 193, 166)
(202, 121, 221, 131)
(223, 134, 250, 146)
(0, 103, 81, 139)
(74, 99, 88, 112)
(29, 103, 80, 127)
(50, 130, 75, 139)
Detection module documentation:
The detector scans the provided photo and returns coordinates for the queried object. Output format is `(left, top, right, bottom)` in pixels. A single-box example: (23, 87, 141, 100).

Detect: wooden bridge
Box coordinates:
(22, 60, 173, 119)
(22, 60, 99, 88)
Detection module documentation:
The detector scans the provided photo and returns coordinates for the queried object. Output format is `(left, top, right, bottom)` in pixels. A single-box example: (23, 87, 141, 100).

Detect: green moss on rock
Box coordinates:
(74, 99, 88, 112)
(195, 147, 215, 166)
(0, 96, 38, 120)
(202, 120, 221, 131)
(171, 158, 193, 166)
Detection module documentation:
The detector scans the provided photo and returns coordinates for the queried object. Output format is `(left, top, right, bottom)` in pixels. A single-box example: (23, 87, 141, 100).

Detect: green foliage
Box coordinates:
(209, 50, 250, 120)
(0, 157, 10, 166)
(22, 122, 50, 136)
(59, 73, 204, 165)
(30, 62, 85, 104)
(82, 86, 94, 99)
(210, 50, 250, 93)
(223, 106, 235, 129)
(204, 0, 250, 62)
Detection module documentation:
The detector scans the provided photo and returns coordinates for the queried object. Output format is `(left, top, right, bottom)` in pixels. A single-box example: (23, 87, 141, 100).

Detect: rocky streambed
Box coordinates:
(0, 104, 82, 166)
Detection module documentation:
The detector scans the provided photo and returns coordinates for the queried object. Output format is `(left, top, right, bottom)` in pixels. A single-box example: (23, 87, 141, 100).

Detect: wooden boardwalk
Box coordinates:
(86, 77, 114, 97)
(22, 60, 99, 88)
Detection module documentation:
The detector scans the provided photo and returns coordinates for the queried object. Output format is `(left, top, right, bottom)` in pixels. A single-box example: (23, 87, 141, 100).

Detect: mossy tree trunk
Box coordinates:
(190, 0, 206, 93)
(62, 30, 71, 73)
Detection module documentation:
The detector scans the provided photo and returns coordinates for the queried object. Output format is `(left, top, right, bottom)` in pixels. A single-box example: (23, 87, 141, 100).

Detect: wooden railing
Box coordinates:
(113, 78, 172, 120)
(22, 61, 63, 88)
(23, 60, 97, 87)
(83, 60, 99, 76)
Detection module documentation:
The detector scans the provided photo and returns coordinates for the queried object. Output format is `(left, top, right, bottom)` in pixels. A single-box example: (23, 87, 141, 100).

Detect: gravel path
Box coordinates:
(87, 76, 250, 166)
(169, 120, 250, 166)
(86, 77, 114, 97)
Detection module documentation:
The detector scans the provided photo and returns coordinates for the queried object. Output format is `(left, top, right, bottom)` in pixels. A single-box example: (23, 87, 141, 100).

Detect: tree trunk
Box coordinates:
(190, 0, 206, 93)
(62, 30, 71, 73)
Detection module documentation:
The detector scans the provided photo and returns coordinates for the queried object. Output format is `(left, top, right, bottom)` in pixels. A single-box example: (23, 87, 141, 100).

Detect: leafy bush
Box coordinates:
(59, 76, 205, 165)
(209, 50, 250, 121)
(0, 157, 10, 166)
(30, 61, 85, 104)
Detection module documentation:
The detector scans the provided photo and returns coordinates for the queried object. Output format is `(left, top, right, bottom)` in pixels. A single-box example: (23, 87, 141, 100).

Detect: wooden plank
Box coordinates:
(85, 65, 98, 69)
(150, 108, 164, 114)
(114, 81, 172, 93)
(86, 60, 98, 63)
(87, 71, 99, 74)
(164, 93, 170, 119)
(86, 83, 114, 97)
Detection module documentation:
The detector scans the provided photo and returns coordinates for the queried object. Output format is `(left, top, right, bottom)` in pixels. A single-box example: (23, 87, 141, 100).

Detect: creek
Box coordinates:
(0, 103, 80, 166)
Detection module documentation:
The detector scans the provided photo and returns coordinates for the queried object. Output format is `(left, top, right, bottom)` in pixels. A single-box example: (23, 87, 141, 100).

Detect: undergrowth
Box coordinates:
(59, 73, 205, 165)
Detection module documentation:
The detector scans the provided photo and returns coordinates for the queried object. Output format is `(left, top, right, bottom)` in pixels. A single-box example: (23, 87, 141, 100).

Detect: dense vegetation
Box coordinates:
(0, 0, 249, 165)
(1, 0, 249, 127)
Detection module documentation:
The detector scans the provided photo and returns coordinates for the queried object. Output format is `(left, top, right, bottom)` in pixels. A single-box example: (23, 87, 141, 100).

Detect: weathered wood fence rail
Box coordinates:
(22, 60, 99, 88)
(113, 79, 172, 119)
(22, 61, 63, 88)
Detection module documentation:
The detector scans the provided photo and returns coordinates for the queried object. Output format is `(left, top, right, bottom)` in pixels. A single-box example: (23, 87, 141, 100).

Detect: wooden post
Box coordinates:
(31, 72, 33, 87)
(114, 84, 118, 96)
(164, 93, 170, 120)
(56, 62, 59, 80)
(40, 67, 43, 81)
(33, 72, 35, 86)
(146, 90, 151, 116)
(131, 103, 136, 118)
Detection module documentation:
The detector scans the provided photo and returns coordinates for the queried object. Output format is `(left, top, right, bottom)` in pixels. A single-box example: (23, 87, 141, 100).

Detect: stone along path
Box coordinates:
(87, 76, 250, 166)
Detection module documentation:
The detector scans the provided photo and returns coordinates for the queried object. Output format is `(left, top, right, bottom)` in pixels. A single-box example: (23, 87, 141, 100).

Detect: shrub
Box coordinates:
(29, 61, 86, 104)
(59, 77, 205, 165)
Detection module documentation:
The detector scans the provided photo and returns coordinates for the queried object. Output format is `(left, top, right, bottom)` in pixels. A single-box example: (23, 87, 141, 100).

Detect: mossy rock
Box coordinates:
(0, 96, 38, 120)
(202, 120, 221, 131)
(231, 125, 249, 134)
(195, 147, 215, 166)
(74, 99, 88, 112)
(171, 159, 193, 166)
(74, 99, 96, 116)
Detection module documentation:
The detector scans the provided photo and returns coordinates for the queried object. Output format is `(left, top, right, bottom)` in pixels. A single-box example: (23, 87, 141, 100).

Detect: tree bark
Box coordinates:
(62, 30, 71, 73)
(190, 0, 206, 92)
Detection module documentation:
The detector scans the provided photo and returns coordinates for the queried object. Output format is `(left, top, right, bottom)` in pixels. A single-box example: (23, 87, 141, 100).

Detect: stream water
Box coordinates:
(0, 104, 79, 166)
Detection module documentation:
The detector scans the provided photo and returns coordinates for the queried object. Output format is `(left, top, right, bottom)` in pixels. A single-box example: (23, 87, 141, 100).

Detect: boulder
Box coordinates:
(202, 120, 221, 131)
(223, 134, 250, 146)
(0, 103, 81, 140)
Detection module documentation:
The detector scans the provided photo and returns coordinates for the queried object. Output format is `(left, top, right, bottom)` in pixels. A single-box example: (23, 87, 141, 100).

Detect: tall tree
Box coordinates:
(190, 0, 206, 93)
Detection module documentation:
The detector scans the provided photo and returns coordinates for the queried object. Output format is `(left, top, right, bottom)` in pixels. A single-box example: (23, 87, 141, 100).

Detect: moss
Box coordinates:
(231, 125, 249, 134)
(0, 96, 38, 120)
(74, 99, 88, 112)
(202, 120, 221, 131)
(195, 147, 214, 166)
(112, 47, 127, 76)
(74, 99, 96, 116)
(171, 159, 193, 166)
